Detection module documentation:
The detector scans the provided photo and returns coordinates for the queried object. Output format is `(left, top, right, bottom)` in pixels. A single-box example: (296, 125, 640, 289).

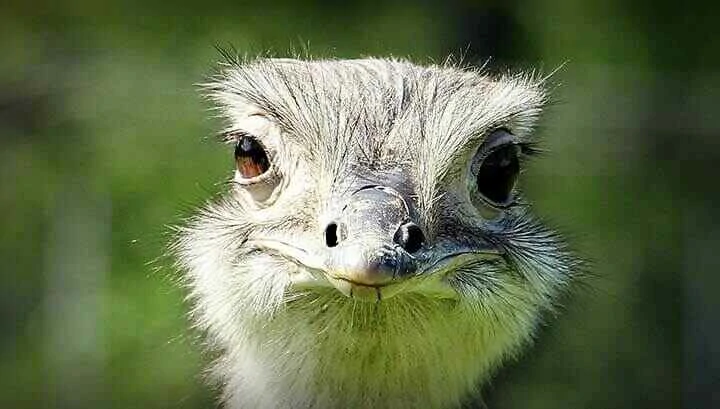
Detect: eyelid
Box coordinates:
(476, 128, 517, 157)
(233, 168, 278, 185)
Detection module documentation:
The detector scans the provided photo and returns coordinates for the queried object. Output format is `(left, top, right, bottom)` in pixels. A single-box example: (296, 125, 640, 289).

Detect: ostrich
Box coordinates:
(174, 57, 580, 409)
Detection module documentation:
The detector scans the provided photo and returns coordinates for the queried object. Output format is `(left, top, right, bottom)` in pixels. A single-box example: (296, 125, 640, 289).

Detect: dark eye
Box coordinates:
(235, 135, 270, 179)
(476, 143, 519, 206)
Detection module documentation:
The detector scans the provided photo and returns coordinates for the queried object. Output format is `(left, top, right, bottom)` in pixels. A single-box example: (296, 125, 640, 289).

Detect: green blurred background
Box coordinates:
(2, 1, 719, 408)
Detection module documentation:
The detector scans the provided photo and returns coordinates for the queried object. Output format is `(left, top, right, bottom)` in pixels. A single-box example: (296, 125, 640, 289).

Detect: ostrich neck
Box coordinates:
(219, 294, 532, 409)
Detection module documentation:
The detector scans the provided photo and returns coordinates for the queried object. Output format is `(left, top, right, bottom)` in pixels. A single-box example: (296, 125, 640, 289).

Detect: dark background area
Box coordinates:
(1, 1, 719, 408)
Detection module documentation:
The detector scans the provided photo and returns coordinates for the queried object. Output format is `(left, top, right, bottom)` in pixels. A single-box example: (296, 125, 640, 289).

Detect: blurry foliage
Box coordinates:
(1, 0, 718, 408)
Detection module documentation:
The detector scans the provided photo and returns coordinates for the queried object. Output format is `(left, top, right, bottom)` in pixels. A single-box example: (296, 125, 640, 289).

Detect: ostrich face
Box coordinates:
(176, 58, 578, 408)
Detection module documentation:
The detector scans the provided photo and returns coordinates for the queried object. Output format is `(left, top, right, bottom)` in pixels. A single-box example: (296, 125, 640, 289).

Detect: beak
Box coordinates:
(322, 185, 424, 301)
(325, 241, 415, 300)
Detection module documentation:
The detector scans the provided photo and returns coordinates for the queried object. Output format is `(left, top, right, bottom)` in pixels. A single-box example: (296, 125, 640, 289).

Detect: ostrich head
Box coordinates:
(175, 57, 579, 409)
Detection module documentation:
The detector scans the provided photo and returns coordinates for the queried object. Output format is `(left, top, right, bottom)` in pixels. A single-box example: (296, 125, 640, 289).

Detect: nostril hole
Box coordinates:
(394, 222, 425, 254)
(325, 222, 339, 247)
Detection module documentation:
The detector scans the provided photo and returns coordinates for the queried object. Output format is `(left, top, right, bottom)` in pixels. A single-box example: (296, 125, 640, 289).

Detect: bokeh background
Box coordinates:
(2, 1, 719, 408)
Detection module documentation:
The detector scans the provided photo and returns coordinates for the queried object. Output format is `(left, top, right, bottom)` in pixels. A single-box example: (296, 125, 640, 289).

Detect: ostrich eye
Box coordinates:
(235, 135, 270, 179)
(476, 143, 520, 206)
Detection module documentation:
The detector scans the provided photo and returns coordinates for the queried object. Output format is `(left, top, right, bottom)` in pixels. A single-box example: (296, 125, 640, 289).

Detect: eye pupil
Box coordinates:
(235, 135, 270, 178)
(476, 144, 519, 205)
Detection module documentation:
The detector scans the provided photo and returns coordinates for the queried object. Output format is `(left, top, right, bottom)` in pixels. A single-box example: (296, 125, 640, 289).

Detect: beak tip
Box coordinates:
(326, 273, 400, 302)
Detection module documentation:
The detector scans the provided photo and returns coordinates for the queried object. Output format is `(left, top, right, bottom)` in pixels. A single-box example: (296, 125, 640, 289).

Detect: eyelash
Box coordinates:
(219, 129, 252, 144)
(517, 141, 542, 157)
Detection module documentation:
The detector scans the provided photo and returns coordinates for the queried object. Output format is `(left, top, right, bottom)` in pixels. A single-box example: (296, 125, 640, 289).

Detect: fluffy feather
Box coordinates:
(174, 57, 578, 409)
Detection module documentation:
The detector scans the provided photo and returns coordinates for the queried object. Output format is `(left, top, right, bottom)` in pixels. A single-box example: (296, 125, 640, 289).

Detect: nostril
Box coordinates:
(393, 222, 425, 254)
(325, 222, 340, 247)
